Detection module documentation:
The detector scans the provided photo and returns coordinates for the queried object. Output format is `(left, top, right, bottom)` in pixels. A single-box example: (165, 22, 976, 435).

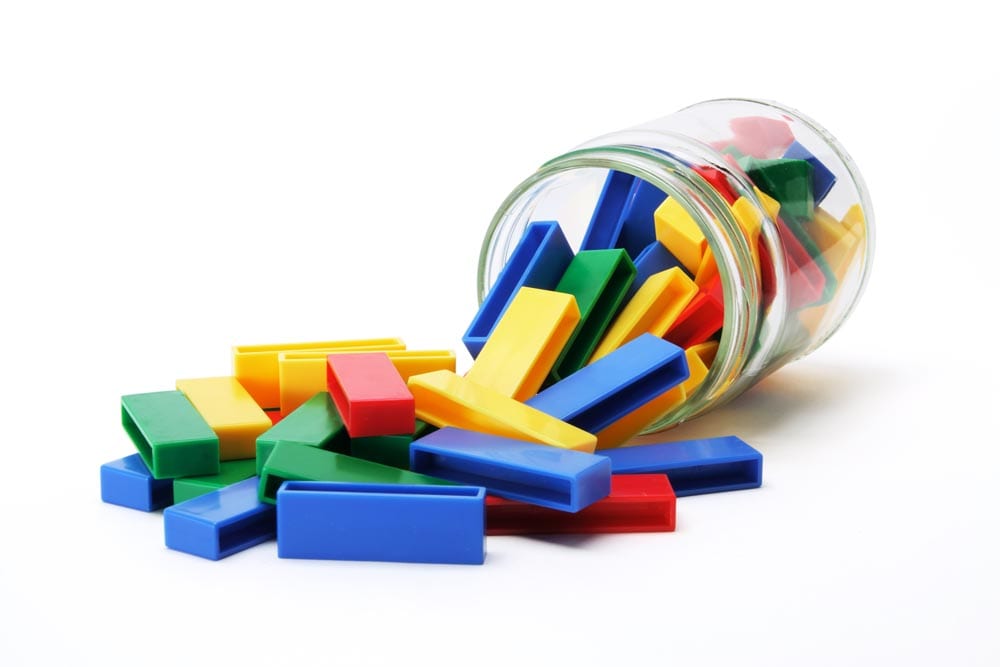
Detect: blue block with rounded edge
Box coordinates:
(526, 333, 689, 435)
(277, 481, 485, 564)
(625, 241, 689, 300)
(616, 179, 666, 259)
(463, 220, 573, 358)
(410, 427, 611, 512)
(164, 477, 276, 560)
(101, 454, 174, 511)
(602, 435, 762, 496)
(580, 170, 635, 251)
(782, 141, 836, 205)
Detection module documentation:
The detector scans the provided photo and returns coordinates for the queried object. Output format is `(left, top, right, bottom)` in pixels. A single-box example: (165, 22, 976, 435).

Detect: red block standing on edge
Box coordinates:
(664, 273, 724, 349)
(326, 353, 415, 438)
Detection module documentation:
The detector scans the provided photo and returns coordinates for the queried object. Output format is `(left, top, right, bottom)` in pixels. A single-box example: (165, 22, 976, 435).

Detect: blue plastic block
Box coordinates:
(163, 477, 276, 560)
(580, 170, 634, 251)
(410, 427, 611, 512)
(100, 454, 174, 511)
(625, 241, 689, 300)
(616, 179, 666, 259)
(277, 481, 486, 564)
(526, 333, 688, 435)
(782, 141, 836, 205)
(602, 435, 763, 497)
(463, 220, 573, 358)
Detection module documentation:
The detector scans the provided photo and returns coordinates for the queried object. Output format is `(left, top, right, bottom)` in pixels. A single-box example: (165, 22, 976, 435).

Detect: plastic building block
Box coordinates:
(278, 349, 455, 415)
(551, 249, 636, 380)
(277, 482, 485, 565)
(233, 338, 406, 409)
(689, 340, 719, 367)
(265, 411, 283, 425)
(653, 197, 706, 274)
(694, 248, 719, 287)
(255, 391, 350, 475)
(729, 116, 795, 158)
(463, 220, 573, 358)
(580, 170, 634, 251)
(843, 203, 865, 236)
(173, 459, 258, 504)
(664, 275, 725, 348)
(527, 334, 688, 435)
(693, 165, 738, 204)
(602, 435, 762, 496)
(326, 353, 414, 438)
(730, 196, 764, 248)
(777, 216, 828, 309)
(100, 454, 174, 511)
(350, 434, 413, 470)
(164, 477, 276, 560)
(485, 474, 675, 535)
(408, 370, 597, 453)
(625, 241, 688, 301)
(410, 427, 611, 512)
(258, 441, 450, 504)
(465, 287, 580, 401)
(744, 157, 815, 222)
(783, 141, 836, 204)
(590, 268, 698, 362)
(616, 178, 666, 258)
(175, 377, 272, 461)
(803, 207, 854, 254)
(121, 391, 220, 479)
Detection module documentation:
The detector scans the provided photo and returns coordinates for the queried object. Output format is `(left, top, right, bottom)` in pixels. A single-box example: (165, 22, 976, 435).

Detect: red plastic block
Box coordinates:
(664, 274, 724, 348)
(777, 218, 826, 309)
(730, 116, 795, 158)
(485, 474, 675, 535)
(693, 165, 738, 205)
(326, 353, 415, 438)
(266, 411, 283, 425)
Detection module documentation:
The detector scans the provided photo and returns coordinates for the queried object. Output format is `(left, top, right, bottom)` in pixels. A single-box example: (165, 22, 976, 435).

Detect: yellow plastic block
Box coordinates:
(594, 348, 709, 450)
(278, 349, 456, 415)
(688, 340, 719, 368)
(730, 196, 763, 246)
(796, 226, 864, 336)
(233, 338, 406, 409)
(754, 187, 781, 220)
(590, 268, 698, 363)
(842, 203, 866, 237)
(408, 370, 597, 454)
(465, 287, 580, 401)
(694, 249, 719, 287)
(653, 197, 706, 273)
(804, 207, 850, 251)
(175, 377, 273, 461)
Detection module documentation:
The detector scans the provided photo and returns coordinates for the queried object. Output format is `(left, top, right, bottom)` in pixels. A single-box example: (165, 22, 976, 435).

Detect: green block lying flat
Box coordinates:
(121, 391, 220, 479)
(255, 392, 350, 475)
(173, 459, 258, 503)
(744, 157, 815, 223)
(552, 249, 636, 381)
(258, 441, 452, 504)
(350, 434, 413, 469)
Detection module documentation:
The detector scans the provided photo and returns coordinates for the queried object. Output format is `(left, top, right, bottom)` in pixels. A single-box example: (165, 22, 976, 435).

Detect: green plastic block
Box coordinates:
(414, 419, 437, 439)
(255, 392, 350, 475)
(258, 441, 453, 504)
(551, 249, 636, 381)
(350, 434, 413, 469)
(743, 157, 815, 223)
(173, 459, 258, 504)
(121, 391, 220, 480)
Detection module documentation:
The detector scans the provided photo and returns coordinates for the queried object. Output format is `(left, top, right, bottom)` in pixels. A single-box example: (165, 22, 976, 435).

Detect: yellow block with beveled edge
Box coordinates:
(654, 197, 706, 274)
(278, 349, 456, 415)
(688, 340, 719, 368)
(465, 287, 580, 401)
(408, 370, 597, 453)
(175, 376, 273, 461)
(804, 207, 850, 251)
(233, 338, 406, 409)
(590, 268, 698, 363)
(694, 249, 718, 287)
(754, 187, 781, 220)
(842, 203, 865, 237)
(594, 348, 709, 449)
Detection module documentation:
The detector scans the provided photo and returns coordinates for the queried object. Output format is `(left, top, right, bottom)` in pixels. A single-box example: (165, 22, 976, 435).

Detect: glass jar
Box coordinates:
(477, 98, 875, 431)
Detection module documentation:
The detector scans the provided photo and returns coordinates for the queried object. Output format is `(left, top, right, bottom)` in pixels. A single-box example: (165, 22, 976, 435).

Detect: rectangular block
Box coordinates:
(625, 241, 688, 301)
(164, 477, 276, 560)
(326, 353, 414, 437)
(233, 338, 406, 410)
(580, 170, 634, 251)
(463, 220, 573, 358)
(602, 436, 763, 496)
(256, 391, 350, 475)
(410, 428, 611, 512)
(486, 474, 675, 535)
(527, 334, 688, 435)
(465, 287, 580, 401)
(175, 377, 273, 461)
(653, 197, 706, 274)
(277, 482, 485, 564)
(664, 275, 725, 349)
(173, 459, 258, 504)
(121, 391, 220, 479)
(616, 178, 666, 258)
(350, 434, 413, 470)
(408, 370, 597, 453)
(100, 454, 174, 511)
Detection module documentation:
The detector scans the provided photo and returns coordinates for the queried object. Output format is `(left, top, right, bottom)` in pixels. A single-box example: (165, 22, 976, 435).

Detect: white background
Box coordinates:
(1, 1, 998, 665)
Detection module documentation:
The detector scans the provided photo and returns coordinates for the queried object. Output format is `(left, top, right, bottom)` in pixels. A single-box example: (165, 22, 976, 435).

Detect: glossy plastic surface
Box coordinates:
(255, 392, 350, 475)
(350, 434, 413, 470)
(617, 178, 667, 259)
(653, 197, 707, 274)
(625, 241, 688, 301)
(783, 141, 836, 204)
(173, 459, 258, 504)
(410, 427, 611, 512)
(121, 391, 220, 479)
(175, 377, 272, 461)
(664, 276, 725, 349)
(100, 454, 174, 511)
(326, 352, 414, 437)
(276, 481, 486, 565)
(579, 170, 633, 251)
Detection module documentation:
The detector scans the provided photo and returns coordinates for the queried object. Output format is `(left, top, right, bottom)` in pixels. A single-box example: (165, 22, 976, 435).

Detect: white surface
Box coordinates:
(1, 2, 998, 665)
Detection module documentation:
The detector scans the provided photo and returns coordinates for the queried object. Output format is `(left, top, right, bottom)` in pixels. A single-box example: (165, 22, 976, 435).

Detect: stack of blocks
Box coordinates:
(99, 113, 865, 565)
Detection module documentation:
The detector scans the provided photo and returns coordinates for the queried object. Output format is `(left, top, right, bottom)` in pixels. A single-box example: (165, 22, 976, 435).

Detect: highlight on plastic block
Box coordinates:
(410, 428, 611, 512)
(616, 178, 666, 258)
(653, 197, 706, 274)
(255, 392, 350, 475)
(486, 474, 675, 535)
(326, 353, 414, 438)
(463, 220, 573, 358)
(163, 477, 276, 561)
(664, 276, 725, 349)
(625, 241, 688, 301)
(579, 170, 634, 251)
(121, 391, 220, 479)
(173, 459, 258, 504)
(276, 482, 486, 565)
(175, 377, 272, 461)
(465, 287, 580, 401)
(407, 370, 598, 454)
(233, 338, 406, 410)
(100, 454, 174, 511)
(782, 141, 836, 205)
(602, 435, 762, 497)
